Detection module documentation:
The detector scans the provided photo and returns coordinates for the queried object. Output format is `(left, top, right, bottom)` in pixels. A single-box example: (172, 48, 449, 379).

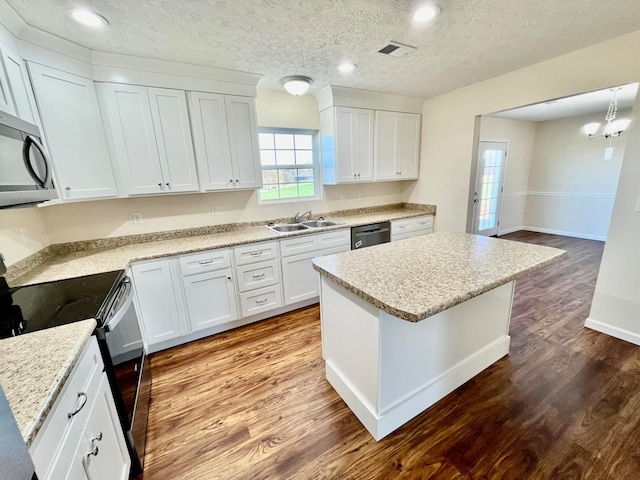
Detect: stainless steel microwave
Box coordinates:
(0, 109, 57, 208)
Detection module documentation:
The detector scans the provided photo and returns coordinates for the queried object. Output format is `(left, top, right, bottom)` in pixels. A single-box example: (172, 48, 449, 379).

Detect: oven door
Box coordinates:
(99, 276, 149, 476)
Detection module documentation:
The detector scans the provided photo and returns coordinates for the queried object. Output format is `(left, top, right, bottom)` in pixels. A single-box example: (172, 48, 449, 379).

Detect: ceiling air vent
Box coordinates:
(378, 41, 417, 57)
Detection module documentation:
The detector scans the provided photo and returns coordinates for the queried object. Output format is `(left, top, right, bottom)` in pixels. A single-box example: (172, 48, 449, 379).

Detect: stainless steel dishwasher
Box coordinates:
(351, 221, 391, 249)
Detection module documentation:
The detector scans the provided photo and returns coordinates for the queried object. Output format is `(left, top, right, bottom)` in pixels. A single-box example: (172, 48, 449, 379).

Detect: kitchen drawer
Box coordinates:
(234, 241, 278, 266)
(30, 337, 104, 477)
(392, 228, 433, 242)
(317, 229, 350, 250)
(239, 285, 282, 317)
(391, 215, 434, 235)
(318, 244, 351, 256)
(236, 259, 280, 293)
(280, 235, 318, 257)
(179, 249, 231, 275)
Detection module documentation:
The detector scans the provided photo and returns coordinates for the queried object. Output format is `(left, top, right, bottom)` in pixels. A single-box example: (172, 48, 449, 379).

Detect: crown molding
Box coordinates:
(315, 85, 425, 113)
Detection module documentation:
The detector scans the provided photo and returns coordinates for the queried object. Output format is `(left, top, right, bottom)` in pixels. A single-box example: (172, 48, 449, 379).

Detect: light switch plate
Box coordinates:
(132, 212, 143, 224)
(635, 198, 640, 213)
(604, 147, 614, 160)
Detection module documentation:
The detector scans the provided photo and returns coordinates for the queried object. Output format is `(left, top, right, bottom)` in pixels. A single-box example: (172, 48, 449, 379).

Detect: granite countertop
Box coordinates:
(0, 319, 96, 446)
(10, 205, 435, 287)
(312, 232, 565, 322)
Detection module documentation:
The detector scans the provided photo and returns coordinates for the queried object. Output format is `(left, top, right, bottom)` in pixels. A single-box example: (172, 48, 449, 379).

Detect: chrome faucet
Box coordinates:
(294, 210, 312, 223)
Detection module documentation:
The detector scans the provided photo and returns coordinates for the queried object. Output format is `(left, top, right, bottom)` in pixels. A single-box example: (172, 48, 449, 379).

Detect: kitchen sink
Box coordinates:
(267, 223, 311, 233)
(301, 220, 344, 228)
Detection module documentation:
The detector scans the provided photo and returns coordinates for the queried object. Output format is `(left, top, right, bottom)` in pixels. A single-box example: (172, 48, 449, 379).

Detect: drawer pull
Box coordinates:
(255, 298, 269, 305)
(250, 251, 264, 256)
(91, 432, 103, 443)
(198, 259, 214, 265)
(398, 225, 408, 229)
(68, 392, 88, 418)
(252, 273, 266, 280)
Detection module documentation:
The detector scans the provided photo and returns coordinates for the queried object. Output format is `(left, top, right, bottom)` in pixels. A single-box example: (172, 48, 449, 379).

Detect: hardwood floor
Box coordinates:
(142, 232, 640, 479)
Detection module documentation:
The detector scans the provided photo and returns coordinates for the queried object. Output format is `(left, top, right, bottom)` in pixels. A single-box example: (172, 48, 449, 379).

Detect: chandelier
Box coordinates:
(584, 87, 631, 139)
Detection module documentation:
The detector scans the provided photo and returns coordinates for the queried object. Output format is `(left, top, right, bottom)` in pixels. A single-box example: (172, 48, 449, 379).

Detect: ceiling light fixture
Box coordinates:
(70, 8, 109, 28)
(338, 62, 357, 74)
(281, 76, 312, 96)
(585, 87, 631, 140)
(412, 4, 441, 22)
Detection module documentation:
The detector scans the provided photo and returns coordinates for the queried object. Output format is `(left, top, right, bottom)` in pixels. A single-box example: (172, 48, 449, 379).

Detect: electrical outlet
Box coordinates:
(132, 212, 143, 224)
(211, 205, 219, 216)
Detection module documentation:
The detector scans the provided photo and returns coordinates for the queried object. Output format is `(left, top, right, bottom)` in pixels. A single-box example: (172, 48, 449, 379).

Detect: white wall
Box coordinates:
(0, 208, 50, 265)
(479, 116, 536, 233)
(405, 30, 640, 234)
(587, 92, 640, 345)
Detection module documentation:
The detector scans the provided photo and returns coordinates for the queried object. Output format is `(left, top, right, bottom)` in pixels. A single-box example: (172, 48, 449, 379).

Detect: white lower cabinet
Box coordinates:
(130, 259, 186, 346)
(391, 215, 434, 241)
(30, 338, 130, 480)
(182, 268, 238, 331)
(281, 229, 350, 305)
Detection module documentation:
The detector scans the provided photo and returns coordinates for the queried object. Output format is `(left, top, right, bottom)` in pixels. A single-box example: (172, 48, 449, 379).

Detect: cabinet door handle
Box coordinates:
(90, 432, 103, 443)
(64, 185, 71, 191)
(166, 182, 170, 187)
(255, 298, 268, 305)
(252, 273, 265, 280)
(250, 251, 263, 257)
(229, 179, 233, 183)
(158, 182, 164, 190)
(235, 179, 239, 183)
(198, 259, 214, 265)
(67, 392, 88, 418)
(227, 276, 232, 280)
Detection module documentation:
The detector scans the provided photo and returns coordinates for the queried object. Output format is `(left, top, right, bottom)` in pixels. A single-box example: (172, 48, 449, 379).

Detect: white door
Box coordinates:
(182, 269, 238, 331)
(281, 251, 319, 305)
(0, 45, 15, 115)
(1, 45, 38, 123)
(189, 91, 235, 190)
(130, 260, 184, 345)
(397, 113, 420, 179)
(374, 110, 398, 180)
(147, 88, 199, 193)
(224, 95, 262, 189)
(335, 107, 374, 183)
(97, 83, 164, 195)
(473, 141, 507, 236)
(83, 376, 131, 480)
(28, 64, 118, 200)
(355, 108, 374, 181)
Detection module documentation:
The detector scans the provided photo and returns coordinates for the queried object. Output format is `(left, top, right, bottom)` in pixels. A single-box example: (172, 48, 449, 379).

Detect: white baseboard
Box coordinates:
(325, 336, 510, 440)
(584, 318, 640, 346)
(497, 226, 606, 242)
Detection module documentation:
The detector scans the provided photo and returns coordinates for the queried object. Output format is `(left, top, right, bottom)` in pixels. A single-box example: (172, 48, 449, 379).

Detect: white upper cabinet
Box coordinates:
(321, 106, 374, 184)
(0, 43, 38, 123)
(28, 63, 118, 200)
(189, 92, 262, 191)
(98, 83, 199, 195)
(0, 45, 14, 115)
(374, 111, 420, 181)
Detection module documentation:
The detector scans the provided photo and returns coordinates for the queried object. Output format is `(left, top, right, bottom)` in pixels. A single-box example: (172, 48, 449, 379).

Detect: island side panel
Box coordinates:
(375, 281, 515, 439)
(320, 277, 382, 432)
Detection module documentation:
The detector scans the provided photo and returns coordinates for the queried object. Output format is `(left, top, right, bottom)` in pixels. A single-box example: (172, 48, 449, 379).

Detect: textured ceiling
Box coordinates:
(6, 0, 640, 99)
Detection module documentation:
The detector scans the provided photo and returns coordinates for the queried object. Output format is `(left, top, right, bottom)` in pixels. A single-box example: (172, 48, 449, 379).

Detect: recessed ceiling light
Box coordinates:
(338, 62, 357, 74)
(412, 4, 441, 22)
(70, 8, 109, 28)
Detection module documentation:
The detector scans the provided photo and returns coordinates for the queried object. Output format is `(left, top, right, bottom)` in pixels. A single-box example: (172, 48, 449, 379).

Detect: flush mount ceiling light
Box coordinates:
(281, 76, 312, 96)
(412, 3, 441, 22)
(338, 62, 357, 74)
(585, 87, 631, 140)
(70, 8, 109, 28)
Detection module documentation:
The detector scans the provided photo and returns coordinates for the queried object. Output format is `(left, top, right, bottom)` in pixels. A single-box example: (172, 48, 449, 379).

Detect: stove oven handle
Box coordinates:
(103, 277, 134, 333)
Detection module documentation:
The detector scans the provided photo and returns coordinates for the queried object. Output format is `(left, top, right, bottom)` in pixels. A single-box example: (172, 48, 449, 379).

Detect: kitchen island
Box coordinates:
(312, 232, 565, 440)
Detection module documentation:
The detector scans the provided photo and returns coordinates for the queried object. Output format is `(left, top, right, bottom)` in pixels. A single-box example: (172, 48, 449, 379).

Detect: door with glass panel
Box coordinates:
(473, 141, 507, 236)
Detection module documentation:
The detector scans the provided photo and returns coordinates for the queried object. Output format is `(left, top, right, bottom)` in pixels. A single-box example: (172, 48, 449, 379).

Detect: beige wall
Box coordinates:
(479, 116, 536, 232)
(588, 92, 640, 343)
(0, 208, 50, 265)
(36, 89, 404, 245)
(405, 30, 640, 233)
(523, 109, 628, 239)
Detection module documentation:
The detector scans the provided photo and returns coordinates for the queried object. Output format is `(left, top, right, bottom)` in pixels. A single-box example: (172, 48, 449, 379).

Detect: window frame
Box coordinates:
(257, 127, 322, 204)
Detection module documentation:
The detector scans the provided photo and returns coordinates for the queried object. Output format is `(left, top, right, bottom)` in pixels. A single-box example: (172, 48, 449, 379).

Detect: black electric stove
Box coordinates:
(0, 270, 123, 338)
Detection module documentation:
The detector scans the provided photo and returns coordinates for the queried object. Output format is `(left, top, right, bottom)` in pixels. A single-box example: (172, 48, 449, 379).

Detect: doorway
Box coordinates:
(473, 141, 507, 236)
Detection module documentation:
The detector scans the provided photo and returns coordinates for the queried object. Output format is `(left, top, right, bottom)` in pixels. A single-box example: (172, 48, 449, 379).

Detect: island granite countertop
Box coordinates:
(0, 319, 96, 446)
(9, 204, 435, 287)
(312, 232, 565, 322)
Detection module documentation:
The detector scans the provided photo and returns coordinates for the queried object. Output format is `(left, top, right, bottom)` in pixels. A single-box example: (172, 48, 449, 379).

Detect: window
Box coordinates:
(258, 128, 319, 201)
